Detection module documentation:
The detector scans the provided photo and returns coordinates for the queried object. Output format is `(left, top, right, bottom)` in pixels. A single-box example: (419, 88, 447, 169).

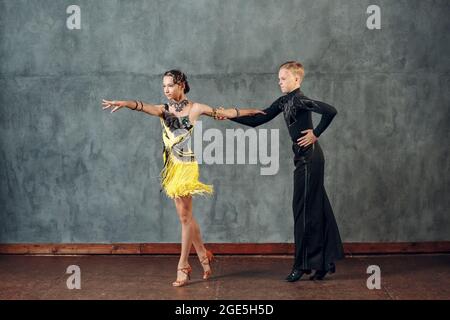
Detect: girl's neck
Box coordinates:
(171, 94, 187, 102)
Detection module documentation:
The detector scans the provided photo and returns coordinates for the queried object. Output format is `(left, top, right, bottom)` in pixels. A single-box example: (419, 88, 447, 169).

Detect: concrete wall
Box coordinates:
(1, 0, 449, 243)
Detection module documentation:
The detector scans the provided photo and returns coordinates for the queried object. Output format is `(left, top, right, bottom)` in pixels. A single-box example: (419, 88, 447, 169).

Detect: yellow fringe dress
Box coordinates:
(159, 105, 213, 199)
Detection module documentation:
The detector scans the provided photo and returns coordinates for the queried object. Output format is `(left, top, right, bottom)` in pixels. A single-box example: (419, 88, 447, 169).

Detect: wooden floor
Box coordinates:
(1, 254, 449, 300)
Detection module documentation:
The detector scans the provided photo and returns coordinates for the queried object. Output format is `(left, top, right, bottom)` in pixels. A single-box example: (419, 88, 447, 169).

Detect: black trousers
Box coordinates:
(292, 142, 345, 271)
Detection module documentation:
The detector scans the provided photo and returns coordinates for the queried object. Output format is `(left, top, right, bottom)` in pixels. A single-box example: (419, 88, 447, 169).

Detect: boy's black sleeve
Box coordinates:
(297, 97, 337, 137)
(230, 97, 283, 128)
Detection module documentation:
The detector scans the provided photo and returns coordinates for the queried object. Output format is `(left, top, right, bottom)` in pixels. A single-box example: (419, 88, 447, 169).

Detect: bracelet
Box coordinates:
(234, 107, 240, 117)
(131, 100, 138, 110)
(138, 100, 144, 112)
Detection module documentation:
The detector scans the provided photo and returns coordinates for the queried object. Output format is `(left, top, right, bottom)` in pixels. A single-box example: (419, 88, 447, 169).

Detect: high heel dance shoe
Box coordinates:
(172, 265, 192, 287)
(200, 250, 215, 280)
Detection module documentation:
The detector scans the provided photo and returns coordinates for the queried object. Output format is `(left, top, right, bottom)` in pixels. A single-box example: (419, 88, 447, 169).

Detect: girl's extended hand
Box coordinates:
(248, 109, 266, 116)
(216, 108, 266, 120)
(102, 99, 127, 113)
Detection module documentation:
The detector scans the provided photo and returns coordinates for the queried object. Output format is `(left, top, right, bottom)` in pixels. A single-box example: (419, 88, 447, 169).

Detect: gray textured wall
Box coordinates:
(1, 0, 449, 243)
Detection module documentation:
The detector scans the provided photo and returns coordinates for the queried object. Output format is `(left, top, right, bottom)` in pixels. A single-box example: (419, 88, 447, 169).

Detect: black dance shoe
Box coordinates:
(309, 263, 336, 281)
(285, 268, 312, 282)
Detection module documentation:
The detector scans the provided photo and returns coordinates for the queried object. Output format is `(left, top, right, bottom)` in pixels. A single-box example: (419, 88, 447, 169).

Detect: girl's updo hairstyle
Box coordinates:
(163, 69, 190, 94)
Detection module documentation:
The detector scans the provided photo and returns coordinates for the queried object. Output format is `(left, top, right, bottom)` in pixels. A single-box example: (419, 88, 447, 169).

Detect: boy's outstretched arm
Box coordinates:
(227, 97, 283, 128)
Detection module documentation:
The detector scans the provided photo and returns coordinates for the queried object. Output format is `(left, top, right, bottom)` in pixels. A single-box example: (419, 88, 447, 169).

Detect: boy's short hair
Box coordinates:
(279, 61, 305, 84)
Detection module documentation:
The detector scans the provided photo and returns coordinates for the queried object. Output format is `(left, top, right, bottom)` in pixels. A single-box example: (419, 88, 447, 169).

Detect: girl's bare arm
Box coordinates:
(192, 103, 266, 120)
(102, 99, 165, 117)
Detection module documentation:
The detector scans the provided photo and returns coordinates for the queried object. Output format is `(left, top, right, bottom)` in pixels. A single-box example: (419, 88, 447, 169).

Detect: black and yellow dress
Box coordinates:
(159, 103, 213, 199)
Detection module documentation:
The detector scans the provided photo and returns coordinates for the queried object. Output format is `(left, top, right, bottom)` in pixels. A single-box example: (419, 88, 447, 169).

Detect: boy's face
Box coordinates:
(278, 68, 300, 94)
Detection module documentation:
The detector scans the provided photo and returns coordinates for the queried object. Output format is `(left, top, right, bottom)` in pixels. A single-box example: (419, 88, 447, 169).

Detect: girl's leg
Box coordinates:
(190, 217, 211, 274)
(174, 196, 194, 282)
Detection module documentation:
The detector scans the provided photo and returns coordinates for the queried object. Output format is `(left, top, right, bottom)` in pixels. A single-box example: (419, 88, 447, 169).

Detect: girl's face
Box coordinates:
(163, 75, 184, 100)
(278, 68, 299, 93)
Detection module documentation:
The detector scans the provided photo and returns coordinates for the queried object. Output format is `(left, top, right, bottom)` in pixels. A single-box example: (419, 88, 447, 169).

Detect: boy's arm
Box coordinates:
(229, 97, 283, 128)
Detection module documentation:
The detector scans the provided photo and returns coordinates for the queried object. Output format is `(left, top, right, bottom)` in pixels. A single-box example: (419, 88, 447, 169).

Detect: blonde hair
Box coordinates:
(279, 61, 305, 84)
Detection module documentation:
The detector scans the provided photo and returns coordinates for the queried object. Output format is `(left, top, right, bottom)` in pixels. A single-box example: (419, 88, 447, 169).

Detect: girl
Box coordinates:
(102, 70, 265, 286)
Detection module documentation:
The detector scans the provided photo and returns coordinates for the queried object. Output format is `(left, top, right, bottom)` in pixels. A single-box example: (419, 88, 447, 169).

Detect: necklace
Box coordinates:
(169, 99, 189, 112)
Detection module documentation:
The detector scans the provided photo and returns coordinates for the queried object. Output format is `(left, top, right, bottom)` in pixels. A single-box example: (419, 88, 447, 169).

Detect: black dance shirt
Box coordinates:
(231, 87, 337, 141)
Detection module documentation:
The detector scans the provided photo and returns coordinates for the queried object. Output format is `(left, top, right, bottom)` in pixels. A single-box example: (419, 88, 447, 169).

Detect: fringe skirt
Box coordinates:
(160, 152, 214, 199)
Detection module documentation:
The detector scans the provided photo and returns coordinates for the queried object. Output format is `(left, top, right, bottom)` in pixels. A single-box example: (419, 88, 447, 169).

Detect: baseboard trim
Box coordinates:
(0, 242, 449, 255)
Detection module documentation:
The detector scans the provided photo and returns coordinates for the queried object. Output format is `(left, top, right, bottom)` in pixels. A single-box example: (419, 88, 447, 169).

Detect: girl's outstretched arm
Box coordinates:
(102, 99, 165, 117)
(193, 103, 266, 120)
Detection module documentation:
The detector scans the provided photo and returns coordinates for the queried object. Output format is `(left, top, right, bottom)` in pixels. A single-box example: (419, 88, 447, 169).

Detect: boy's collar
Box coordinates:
(286, 87, 304, 97)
